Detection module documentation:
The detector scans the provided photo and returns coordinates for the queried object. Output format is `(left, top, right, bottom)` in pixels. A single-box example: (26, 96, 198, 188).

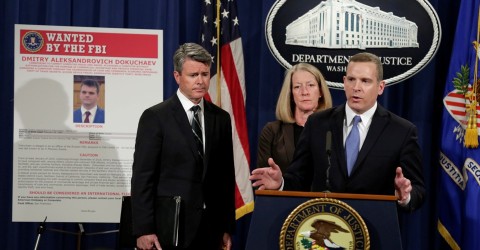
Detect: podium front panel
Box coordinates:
(246, 194, 402, 250)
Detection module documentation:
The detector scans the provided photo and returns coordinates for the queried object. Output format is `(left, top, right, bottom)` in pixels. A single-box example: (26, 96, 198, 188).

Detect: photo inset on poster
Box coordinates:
(73, 75, 105, 123)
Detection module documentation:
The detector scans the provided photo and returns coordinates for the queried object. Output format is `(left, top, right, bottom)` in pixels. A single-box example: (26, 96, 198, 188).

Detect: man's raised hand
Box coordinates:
(249, 158, 283, 190)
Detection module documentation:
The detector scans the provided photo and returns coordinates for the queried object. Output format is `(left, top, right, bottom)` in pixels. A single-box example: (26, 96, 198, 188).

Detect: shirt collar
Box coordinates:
(177, 89, 204, 112)
(345, 102, 377, 126)
(81, 105, 98, 114)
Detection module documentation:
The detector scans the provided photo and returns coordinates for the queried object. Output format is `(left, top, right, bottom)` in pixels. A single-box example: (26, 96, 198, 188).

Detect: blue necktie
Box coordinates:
(346, 115, 361, 176)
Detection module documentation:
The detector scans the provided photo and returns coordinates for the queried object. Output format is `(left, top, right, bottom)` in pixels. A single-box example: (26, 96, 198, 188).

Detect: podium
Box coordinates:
(246, 190, 402, 250)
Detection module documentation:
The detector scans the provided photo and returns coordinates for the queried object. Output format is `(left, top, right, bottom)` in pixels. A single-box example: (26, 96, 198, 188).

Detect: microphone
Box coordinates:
(325, 131, 332, 192)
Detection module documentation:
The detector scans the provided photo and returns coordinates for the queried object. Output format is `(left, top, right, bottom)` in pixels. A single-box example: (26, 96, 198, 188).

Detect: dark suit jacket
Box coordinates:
(257, 121, 295, 172)
(284, 104, 426, 211)
(73, 107, 105, 123)
(131, 94, 236, 247)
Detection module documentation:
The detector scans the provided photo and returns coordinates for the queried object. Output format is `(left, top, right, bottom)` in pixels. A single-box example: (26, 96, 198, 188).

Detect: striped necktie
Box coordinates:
(190, 105, 204, 158)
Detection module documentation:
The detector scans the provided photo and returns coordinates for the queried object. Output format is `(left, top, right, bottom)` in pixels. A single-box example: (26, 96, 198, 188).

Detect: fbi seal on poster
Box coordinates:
(22, 31, 44, 53)
(280, 198, 370, 250)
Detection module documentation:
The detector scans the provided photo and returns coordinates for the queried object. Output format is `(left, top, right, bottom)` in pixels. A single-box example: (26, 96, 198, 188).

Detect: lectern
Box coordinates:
(246, 190, 402, 250)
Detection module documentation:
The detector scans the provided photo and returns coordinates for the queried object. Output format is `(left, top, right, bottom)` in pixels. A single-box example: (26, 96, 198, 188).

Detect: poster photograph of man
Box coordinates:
(73, 75, 105, 124)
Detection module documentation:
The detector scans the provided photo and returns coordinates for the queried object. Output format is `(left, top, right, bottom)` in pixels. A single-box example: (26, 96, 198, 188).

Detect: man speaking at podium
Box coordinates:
(250, 52, 425, 212)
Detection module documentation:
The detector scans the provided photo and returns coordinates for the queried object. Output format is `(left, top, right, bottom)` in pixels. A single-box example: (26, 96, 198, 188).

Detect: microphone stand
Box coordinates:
(325, 149, 332, 192)
(32, 220, 119, 250)
(324, 130, 332, 193)
(34, 217, 47, 250)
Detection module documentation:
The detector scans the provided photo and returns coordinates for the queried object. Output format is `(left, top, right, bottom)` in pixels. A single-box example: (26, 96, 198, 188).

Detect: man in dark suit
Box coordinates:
(250, 52, 425, 211)
(73, 79, 105, 123)
(131, 43, 236, 250)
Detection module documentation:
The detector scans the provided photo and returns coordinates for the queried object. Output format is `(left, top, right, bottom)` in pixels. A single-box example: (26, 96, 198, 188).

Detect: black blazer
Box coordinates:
(256, 121, 296, 172)
(284, 104, 425, 211)
(131, 94, 236, 247)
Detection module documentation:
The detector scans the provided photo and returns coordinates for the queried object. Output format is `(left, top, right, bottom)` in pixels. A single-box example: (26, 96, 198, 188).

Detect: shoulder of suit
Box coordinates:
(376, 105, 416, 128)
(263, 120, 289, 131)
(143, 95, 176, 114)
(309, 105, 341, 120)
(204, 101, 230, 116)
(265, 120, 283, 128)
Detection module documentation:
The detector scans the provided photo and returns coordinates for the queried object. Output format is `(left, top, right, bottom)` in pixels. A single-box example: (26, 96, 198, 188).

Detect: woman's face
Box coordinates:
(291, 70, 321, 113)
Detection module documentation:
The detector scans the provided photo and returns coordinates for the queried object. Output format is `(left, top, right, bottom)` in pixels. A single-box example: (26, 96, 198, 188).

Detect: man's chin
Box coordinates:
(348, 101, 363, 112)
(193, 91, 206, 97)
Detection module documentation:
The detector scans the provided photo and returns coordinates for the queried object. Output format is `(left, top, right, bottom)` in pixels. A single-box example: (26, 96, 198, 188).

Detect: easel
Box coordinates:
(33, 217, 119, 250)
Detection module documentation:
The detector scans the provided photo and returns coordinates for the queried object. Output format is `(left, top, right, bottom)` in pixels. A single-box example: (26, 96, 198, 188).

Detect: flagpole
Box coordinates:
(215, 0, 222, 107)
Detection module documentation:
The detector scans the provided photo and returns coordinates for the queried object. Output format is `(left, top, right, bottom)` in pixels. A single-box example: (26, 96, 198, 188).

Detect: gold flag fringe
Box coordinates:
(465, 110, 478, 148)
(465, 7, 480, 148)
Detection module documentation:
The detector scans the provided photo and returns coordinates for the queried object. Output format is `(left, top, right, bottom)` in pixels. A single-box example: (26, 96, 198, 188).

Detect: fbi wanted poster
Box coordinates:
(13, 24, 163, 223)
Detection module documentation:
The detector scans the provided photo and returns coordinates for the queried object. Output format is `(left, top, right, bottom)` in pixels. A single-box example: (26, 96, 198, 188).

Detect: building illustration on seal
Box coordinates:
(285, 0, 418, 49)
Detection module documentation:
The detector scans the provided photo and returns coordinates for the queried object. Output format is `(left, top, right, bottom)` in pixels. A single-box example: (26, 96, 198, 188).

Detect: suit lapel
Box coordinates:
(330, 105, 348, 176)
(202, 101, 215, 179)
(283, 123, 295, 164)
(352, 105, 389, 175)
(170, 95, 198, 158)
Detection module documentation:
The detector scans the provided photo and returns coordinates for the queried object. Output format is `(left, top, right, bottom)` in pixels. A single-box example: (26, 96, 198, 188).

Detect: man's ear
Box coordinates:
(377, 80, 386, 95)
(173, 71, 180, 84)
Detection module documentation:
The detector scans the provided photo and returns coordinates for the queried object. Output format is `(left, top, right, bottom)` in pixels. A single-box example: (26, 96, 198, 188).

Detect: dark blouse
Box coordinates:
(293, 123, 304, 146)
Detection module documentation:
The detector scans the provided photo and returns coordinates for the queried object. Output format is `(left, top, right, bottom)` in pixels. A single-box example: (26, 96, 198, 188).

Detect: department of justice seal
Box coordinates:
(22, 31, 44, 53)
(280, 198, 369, 250)
(265, 0, 441, 89)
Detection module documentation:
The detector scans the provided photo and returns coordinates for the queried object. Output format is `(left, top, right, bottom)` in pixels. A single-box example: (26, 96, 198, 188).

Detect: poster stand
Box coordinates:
(33, 217, 118, 250)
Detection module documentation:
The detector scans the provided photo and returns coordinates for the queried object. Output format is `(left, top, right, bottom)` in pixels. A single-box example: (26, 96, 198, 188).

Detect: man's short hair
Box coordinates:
(81, 79, 100, 94)
(349, 52, 383, 81)
(173, 43, 212, 73)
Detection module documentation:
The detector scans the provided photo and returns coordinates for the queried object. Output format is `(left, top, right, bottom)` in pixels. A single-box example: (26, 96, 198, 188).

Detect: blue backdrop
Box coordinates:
(0, 0, 460, 249)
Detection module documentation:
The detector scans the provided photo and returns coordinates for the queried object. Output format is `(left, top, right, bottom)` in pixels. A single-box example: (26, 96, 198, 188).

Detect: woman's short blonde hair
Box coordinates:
(275, 63, 333, 123)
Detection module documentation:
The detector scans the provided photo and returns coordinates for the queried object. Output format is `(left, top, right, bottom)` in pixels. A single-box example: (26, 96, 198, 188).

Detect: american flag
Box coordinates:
(200, 0, 254, 219)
